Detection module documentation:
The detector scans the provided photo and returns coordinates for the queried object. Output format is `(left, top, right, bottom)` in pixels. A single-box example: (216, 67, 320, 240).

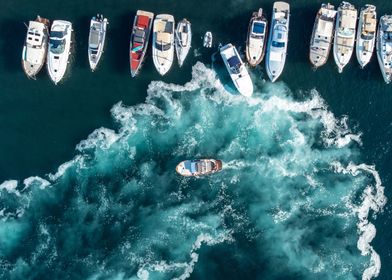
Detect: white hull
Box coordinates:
(175, 19, 192, 67)
(265, 1, 290, 82)
(376, 15, 392, 84)
(356, 5, 376, 68)
(246, 8, 268, 66)
(47, 20, 73, 84)
(22, 17, 49, 79)
(220, 43, 253, 97)
(88, 15, 108, 71)
(333, 2, 357, 73)
(152, 14, 175, 76)
(309, 4, 336, 68)
(203, 32, 212, 48)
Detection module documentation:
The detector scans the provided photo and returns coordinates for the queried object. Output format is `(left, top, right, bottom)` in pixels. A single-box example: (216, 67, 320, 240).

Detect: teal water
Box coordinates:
(0, 0, 391, 279)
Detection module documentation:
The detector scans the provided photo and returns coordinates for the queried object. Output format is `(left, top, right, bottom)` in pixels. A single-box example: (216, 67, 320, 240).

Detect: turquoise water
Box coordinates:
(0, 0, 391, 279)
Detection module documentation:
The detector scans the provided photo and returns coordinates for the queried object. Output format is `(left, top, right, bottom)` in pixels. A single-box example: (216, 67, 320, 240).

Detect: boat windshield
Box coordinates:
(384, 32, 392, 42)
(272, 41, 285, 48)
(252, 22, 265, 35)
(50, 31, 64, 39)
(49, 38, 65, 54)
(228, 55, 242, 74)
(155, 42, 171, 51)
(361, 33, 374, 40)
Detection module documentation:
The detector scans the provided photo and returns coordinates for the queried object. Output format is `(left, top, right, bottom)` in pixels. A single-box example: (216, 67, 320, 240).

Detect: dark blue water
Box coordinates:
(0, 1, 391, 279)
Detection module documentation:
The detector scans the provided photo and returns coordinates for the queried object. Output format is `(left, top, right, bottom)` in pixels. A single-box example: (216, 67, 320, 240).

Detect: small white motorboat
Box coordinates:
(88, 14, 108, 71)
(220, 43, 254, 97)
(376, 15, 392, 84)
(47, 20, 73, 84)
(203, 31, 212, 48)
(176, 159, 222, 177)
(333, 2, 357, 73)
(175, 18, 192, 67)
(265, 1, 290, 82)
(246, 8, 268, 66)
(152, 14, 175, 75)
(356, 5, 377, 68)
(309, 3, 337, 68)
(22, 16, 50, 79)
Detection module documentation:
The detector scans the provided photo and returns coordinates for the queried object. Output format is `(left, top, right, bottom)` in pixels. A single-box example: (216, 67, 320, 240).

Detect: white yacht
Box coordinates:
(356, 5, 377, 68)
(246, 8, 268, 66)
(47, 20, 73, 84)
(265, 2, 290, 82)
(333, 2, 357, 73)
(203, 31, 212, 48)
(376, 15, 392, 84)
(309, 3, 337, 68)
(88, 14, 108, 71)
(22, 16, 50, 79)
(220, 43, 253, 97)
(175, 19, 192, 67)
(152, 14, 175, 75)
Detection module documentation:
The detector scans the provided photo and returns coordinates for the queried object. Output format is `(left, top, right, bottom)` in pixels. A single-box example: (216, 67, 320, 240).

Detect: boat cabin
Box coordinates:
(228, 55, 242, 74)
(26, 22, 45, 48)
(251, 21, 266, 38)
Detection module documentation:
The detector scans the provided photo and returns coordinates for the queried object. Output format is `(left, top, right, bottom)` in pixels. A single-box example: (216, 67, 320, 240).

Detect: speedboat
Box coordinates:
(175, 18, 192, 67)
(176, 159, 222, 177)
(356, 5, 377, 68)
(203, 31, 212, 48)
(220, 43, 253, 97)
(130, 10, 154, 77)
(22, 16, 50, 79)
(152, 14, 175, 75)
(246, 8, 268, 66)
(88, 14, 108, 71)
(265, 1, 290, 82)
(333, 2, 357, 73)
(309, 3, 336, 68)
(47, 20, 73, 84)
(376, 15, 392, 84)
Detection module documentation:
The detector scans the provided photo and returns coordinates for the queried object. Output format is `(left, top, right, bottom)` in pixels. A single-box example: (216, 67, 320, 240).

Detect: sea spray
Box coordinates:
(0, 62, 385, 280)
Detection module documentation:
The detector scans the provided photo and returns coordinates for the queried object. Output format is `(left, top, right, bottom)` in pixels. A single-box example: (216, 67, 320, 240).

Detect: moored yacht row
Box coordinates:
(310, 2, 392, 84)
(22, 12, 193, 83)
(21, 3, 392, 87)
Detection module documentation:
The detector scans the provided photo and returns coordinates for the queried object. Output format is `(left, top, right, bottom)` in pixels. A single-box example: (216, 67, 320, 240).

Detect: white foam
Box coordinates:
(77, 127, 119, 151)
(332, 162, 386, 280)
(23, 176, 51, 190)
(193, 48, 201, 57)
(137, 232, 233, 280)
(257, 91, 362, 148)
(48, 156, 82, 182)
(0, 180, 20, 196)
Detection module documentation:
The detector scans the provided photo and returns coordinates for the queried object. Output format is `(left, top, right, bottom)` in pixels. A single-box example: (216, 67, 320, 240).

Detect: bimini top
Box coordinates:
(228, 55, 241, 73)
(89, 24, 101, 49)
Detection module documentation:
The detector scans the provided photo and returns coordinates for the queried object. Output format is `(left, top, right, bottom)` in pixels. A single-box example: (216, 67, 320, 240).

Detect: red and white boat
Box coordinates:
(130, 10, 154, 77)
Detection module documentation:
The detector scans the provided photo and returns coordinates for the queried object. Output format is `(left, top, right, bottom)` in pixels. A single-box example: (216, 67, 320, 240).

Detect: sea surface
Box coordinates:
(0, 0, 391, 279)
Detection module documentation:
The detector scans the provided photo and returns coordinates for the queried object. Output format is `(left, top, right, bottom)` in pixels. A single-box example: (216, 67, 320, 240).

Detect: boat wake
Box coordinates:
(0, 62, 386, 279)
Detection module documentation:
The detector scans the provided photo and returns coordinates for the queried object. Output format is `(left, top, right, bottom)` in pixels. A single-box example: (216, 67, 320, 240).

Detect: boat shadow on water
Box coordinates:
(106, 13, 134, 74)
(73, 15, 91, 70)
(211, 48, 242, 96)
(0, 19, 26, 73)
